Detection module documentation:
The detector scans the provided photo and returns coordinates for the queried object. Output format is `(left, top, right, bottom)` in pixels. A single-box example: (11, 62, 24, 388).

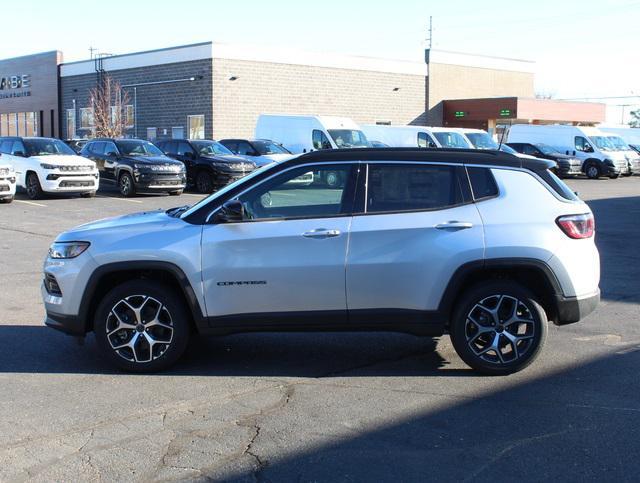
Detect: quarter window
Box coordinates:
(467, 167, 499, 200)
(237, 164, 354, 221)
(366, 164, 464, 213)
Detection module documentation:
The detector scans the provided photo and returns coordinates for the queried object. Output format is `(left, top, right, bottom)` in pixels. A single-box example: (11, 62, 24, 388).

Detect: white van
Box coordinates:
(361, 125, 471, 149)
(602, 134, 640, 175)
(507, 125, 629, 179)
(255, 115, 369, 154)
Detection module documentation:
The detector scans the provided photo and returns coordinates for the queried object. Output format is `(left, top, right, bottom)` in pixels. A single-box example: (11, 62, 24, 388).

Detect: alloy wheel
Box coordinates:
(464, 294, 535, 365)
(120, 175, 132, 196)
(587, 166, 599, 179)
(106, 295, 174, 363)
(27, 175, 38, 198)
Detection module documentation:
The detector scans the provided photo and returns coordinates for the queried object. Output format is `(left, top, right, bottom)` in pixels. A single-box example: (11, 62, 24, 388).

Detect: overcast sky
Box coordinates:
(3, 0, 638, 114)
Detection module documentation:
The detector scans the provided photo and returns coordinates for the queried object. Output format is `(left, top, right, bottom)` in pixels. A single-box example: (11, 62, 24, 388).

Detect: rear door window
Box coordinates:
(366, 164, 464, 213)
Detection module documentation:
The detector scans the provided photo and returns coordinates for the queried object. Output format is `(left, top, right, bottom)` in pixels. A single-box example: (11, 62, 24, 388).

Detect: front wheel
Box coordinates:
(195, 170, 214, 193)
(119, 172, 135, 197)
(81, 191, 96, 198)
(93, 280, 191, 372)
(450, 281, 548, 375)
(0, 196, 13, 204)
(26, 172, 44, 199)
(585, 163, 601, 180)
(168, 189, 183, 196)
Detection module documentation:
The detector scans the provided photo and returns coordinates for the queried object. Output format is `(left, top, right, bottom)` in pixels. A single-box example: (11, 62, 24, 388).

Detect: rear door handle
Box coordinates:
(302, 228, 341, 239)
(435, 221, 473, 230)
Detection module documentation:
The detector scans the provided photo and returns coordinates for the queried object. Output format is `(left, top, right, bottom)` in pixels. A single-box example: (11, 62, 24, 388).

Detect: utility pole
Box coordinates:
(89, 46, 97, 60)
(426, 16, 433, 50)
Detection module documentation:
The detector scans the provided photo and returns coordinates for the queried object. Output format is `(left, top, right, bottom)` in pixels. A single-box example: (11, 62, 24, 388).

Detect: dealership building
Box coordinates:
(0, 41, 605, 142)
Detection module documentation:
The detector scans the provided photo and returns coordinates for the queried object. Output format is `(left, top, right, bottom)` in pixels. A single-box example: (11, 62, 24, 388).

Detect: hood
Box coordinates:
(202, 154, 256, 165)
(30, 154, 95, 167)
(59, 210, 173, 239)
(260, 153, 296, 162)
(126, 155, 183, 166)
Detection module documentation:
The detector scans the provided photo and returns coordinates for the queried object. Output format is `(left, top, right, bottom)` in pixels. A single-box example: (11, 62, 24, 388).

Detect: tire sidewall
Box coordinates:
(119, 172, 135, 197)
(196, 170, 214, 193)
(586, 163, 601, 179)
(450, 281, 548, 375)
(26, 173, 43, 199)
(94, 280, 191, 372)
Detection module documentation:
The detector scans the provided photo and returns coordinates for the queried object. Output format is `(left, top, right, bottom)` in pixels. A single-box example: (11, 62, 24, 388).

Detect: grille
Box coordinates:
(0, 185, 8, 192)
(59, 165, 94, 172)
(59, 180, 95, 188)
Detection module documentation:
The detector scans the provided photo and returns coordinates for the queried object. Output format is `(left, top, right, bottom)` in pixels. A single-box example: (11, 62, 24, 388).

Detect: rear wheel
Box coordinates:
(94, 280, 191, 372)
(26, 172, 44, 199)
(585, 163, 601, 180)
(81, 191, 96, 198)
(118, 172, 135, 197)
(195, 170, 214, 193)
(450, 281, 548, 375)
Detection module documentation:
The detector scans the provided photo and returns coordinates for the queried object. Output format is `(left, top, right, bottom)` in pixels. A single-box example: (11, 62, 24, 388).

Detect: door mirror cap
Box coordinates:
(214, 200, 244, 223)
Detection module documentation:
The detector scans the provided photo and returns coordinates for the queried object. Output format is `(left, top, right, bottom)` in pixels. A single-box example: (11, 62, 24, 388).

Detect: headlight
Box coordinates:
(49, 241, 90, 259)
(41, 163, 61, 170)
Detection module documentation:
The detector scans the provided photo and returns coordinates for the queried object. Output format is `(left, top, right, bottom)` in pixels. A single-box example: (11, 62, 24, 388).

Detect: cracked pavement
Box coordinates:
(1, 179, 639, 481)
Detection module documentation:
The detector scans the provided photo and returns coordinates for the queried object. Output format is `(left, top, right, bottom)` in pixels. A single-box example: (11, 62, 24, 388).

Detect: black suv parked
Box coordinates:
(81, 139, 186, 197)
(156, 139, 257, 193)
(506, 142, 583, 178)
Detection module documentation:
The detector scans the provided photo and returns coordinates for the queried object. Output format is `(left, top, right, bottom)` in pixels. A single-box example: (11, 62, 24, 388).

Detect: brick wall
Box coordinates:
(427, 62, 535, 126)
(60, 59, 213, 140)
(212, 58, 428, 139)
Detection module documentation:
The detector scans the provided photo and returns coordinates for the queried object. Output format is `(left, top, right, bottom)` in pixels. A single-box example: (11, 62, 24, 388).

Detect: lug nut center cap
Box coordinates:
(136, 324, 145, 333)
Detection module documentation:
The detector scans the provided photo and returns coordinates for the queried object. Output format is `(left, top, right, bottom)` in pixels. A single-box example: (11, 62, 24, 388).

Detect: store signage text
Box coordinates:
(0, 74, 31, 100)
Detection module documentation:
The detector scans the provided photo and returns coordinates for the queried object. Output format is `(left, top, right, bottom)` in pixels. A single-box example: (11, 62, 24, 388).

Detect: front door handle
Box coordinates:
(302, 228, 341, 239)
(435, 221, 473, 230)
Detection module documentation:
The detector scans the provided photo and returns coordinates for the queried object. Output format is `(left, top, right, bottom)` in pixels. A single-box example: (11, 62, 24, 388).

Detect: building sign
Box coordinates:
(499, 109, 512, 117)
(0, 74, 32, 100)
(454, 111, 466, 118)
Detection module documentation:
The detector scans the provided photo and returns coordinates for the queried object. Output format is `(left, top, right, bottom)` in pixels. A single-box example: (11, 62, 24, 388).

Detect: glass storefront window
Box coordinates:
(8, 113, 17, 136)
(125, 105, 134, 128)
(25, 112, 36, 136)
(67, 109, 76, 139)
(17, 112, 26, 136)
(146, 127, 157, 141)
(0, 114, 7, 136)
(80, 108, 94, 129)
(188, 115, 205, 140)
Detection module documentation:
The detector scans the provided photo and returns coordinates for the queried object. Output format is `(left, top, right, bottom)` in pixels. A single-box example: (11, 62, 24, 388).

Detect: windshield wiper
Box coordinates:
(166, 205, 191, 217)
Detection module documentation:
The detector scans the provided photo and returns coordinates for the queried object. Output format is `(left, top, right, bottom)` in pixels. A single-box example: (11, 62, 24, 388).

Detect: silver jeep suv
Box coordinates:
(42, 148, 600, 375)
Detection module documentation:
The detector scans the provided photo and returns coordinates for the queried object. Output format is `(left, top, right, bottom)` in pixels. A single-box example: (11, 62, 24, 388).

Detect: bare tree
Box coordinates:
(535, 90, 557, 100)
(89, 75, 131, 138)
(630, 109, 640, 128)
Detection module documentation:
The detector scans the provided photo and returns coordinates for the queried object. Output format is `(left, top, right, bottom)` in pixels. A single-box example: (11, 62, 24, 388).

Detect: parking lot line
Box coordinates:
(14, 200, 47, 207)
(96, 195, 143, 204)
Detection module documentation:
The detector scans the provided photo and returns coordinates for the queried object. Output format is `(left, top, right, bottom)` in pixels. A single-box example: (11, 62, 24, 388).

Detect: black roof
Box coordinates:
(291, 148, 555, 171)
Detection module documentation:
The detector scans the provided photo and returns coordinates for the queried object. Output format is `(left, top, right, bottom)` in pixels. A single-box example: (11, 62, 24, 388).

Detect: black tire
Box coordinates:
(585, 163, 601, 180)
(81, 191, 96, 198)
(26, 172, 44, 199)
(449, 281, 548, 375)
(622, 172, 633, 177)
(93, 280, 191, 373)
(169, 189, 183, 196)
(118, 172, 135, 197)
(0, 196, 13, 204)
(609, 174, 619, 179)
(195, 170, 214, 194)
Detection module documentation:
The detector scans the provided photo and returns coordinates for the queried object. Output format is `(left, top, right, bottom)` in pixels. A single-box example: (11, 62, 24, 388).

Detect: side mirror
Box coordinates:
(214, 200, 244, 223)
(13, 151, 25, 157)
(183, 151, 195, 160)
(105, 151, 118, 158)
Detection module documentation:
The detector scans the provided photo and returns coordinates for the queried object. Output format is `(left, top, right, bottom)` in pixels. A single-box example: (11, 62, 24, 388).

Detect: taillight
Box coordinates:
(556, 213, 595, 239)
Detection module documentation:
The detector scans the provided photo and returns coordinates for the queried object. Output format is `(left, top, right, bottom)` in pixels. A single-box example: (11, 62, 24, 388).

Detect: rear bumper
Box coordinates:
(554, 289, 600, 325)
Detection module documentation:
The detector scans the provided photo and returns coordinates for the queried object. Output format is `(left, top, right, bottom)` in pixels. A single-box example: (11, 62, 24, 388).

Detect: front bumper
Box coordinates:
(554, 289, 600, 325)
(628, 159, 640, 174)
(45, 310, 85, 336)
(0, 177, 16, 197)
(135, 172, 186, 191)
(214, 169, 253, 188)
(42, 172, 99, 192)
(558, 162, 582, 176)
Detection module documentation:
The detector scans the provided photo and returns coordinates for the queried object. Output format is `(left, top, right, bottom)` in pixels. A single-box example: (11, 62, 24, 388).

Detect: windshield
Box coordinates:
(115, 140, 164, 157)
(192, 140, 234, 156)
(433, 132, 471, 148)
(253, 140, 291, 155)
(24, 138, 76, 157)
(588, 136, 616, 151)
(534, 143, 559, 155)
(606, 136, 630, 150)
(465, 132, 499, 150)
(327, 129, 369, 148)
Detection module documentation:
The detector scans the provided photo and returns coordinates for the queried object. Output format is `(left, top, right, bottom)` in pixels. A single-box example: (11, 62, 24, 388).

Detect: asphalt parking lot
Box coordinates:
(0, 177, 639, 482)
